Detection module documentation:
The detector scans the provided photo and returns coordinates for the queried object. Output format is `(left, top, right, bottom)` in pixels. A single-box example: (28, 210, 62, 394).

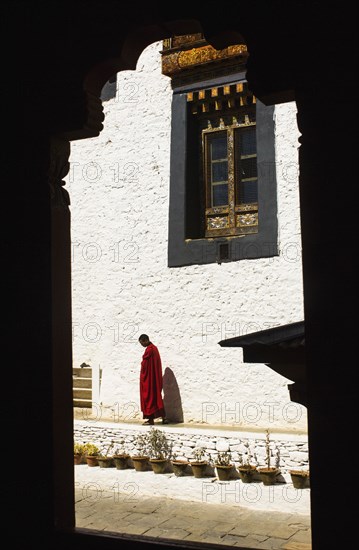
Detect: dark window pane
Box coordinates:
(212, 161, 228, 182)
(241, 128, 256, 155)
(213, 184, 228, 206)
(240, 157, 257, 179)
(237, 180, 258, 203)
(211, 136, 227, 160)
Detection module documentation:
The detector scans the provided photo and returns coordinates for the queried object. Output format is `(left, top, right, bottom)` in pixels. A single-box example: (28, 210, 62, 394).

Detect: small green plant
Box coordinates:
(215, 451, 232, 466)
(239, 439, 258, 468)
(263, 429, 279, 470)
(237, 441, 257, 482)
(265, 429, 271, 468)
(84, 443, 100, 456)
(132, 432, 150, 457)
(274, 446, 280, 469)
(74, 442, 86, 455)
(256, 430, 280, 484)
(192, 446, 207, 463)
(171, 451, 187, 463)
(99, 440, 115, 458)
(147, 427, 172, 460)
(113, 438, 129, 457)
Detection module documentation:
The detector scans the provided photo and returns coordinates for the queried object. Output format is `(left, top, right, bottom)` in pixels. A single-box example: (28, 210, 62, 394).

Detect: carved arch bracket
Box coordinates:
(49, 137, 71, 210)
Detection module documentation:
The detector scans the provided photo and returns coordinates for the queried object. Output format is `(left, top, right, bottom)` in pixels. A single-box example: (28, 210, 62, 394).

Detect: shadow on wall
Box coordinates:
(163, 367, 184, 423)
(100, 75, 117, 102)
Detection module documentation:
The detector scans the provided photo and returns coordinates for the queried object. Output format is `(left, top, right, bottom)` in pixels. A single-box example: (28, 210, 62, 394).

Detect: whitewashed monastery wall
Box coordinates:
(66, 42, 305, 432)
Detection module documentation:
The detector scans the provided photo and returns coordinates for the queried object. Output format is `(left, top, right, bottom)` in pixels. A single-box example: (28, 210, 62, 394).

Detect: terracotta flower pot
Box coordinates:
(258, 467, 279, 485)
(171, 460, 189, 477)
(131, 456, 150, 472)
(289, 469, 310, 489)
(74, 453, 83, 465)
(97, 457, 114, 468)
(85, 455, 99, 467)
(215, 464, 233, 481)
(190, 461, 208, 478)
(113, 454, 130, 470)
(149, 458, 168, 474)
(238, 465, 257, 483)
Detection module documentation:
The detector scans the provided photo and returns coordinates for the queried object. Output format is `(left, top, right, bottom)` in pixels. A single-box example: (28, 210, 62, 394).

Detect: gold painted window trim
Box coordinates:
(200, 114, 258, 237)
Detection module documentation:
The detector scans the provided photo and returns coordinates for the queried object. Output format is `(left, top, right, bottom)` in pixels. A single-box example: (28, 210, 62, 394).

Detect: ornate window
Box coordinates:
(162, 36, 278, 267)
(187, 83, 258, 237)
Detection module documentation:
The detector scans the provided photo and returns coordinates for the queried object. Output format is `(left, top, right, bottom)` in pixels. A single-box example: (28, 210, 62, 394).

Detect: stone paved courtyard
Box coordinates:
(75, 462, 311, 549)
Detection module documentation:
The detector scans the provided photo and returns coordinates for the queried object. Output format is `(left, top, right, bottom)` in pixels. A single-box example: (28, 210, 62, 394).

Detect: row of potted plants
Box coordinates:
(236, 430, 309, 488)
(74, 428, 309, 488)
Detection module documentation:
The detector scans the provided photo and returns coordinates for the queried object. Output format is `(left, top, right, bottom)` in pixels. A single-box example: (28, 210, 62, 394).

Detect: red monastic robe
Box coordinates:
(140, 343, 165, 419)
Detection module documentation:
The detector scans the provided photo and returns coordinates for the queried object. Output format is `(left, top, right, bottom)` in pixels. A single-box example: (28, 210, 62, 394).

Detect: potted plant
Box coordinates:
(147, 427, 173, 474)
(84, 443, 100, 467)
(214, 451, 234, 481)
(74, 442, 86, 465)
(112, 438, 130, 470)
(171, 452, 190, 477)
(131, 432, 151, 472)
(288, 468, 310, 489)
(257, 429, 280, 485)
(97, 441, 115, 468)
(190, 446, 210, 478)
(237, 440, 258, 483)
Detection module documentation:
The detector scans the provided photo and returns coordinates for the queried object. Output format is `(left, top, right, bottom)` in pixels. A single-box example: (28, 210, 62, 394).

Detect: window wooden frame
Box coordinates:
(203, 123, 258, 237)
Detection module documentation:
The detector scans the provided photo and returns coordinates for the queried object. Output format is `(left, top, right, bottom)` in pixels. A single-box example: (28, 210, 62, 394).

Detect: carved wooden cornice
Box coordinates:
(161, 34, 248, 79)
(162, 34, 205, 51)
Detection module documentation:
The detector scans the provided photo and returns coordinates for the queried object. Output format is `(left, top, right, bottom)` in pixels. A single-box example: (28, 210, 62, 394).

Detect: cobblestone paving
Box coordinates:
(75, 464, 311, 549)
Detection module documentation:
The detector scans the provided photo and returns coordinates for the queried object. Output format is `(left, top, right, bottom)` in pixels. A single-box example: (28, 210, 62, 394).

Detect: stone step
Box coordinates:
(72, 377, 92, 388)
(73, 399, 92, 408)
(73, 367, 92, 378)
(73, 388, 92, 399)
(73, 367, 92, 409)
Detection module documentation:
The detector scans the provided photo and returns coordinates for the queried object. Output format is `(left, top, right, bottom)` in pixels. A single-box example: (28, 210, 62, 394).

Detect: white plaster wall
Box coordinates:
(66, 41, 305, 432)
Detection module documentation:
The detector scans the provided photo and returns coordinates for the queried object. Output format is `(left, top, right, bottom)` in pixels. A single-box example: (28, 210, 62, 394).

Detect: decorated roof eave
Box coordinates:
(161, 33, 248, 79)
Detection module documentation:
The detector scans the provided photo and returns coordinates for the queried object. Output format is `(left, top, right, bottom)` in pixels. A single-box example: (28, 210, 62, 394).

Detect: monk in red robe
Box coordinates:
(138, 334, 168, 425)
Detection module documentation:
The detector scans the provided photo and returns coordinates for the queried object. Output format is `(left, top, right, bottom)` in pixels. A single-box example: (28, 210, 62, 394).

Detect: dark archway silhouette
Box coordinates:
(7, 3, 356, 549)
(162, 367, 184, 423)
